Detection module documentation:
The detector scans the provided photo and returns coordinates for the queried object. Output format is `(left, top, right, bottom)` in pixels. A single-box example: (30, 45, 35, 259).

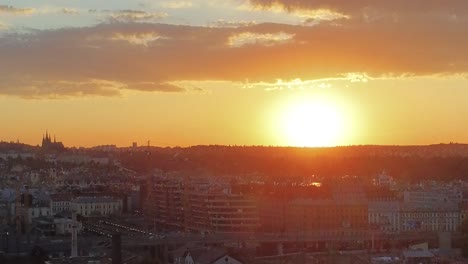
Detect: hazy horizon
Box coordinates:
(2, 136, 468, 149)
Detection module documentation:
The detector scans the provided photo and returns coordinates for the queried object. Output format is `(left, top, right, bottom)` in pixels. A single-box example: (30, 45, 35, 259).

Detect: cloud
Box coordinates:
(246, 78, 330, 91)
(207, 20, 258, 28)
(105, 9, 168, 23)
(110, 32, 166, 46)
(1, 6, 81, 16)
(248, 0, 468, 23)
(244, 73, 369, 91)
(159, 1, 193, 9)
(88, 9, 167, 23)
(239, 1, 349, 24)
(0, 78, 123, 99)
(297, 9, 350, 26)
(0, 21, 9, 31)
(0, 77, 189, 99)
(228, 31, 294, 47)
(0, 5, 35, 15)
(61, 8, 79, 15)
(248, 0, 468, 14)
(0, 17, 467, 98)
(129, 82, 185, 92)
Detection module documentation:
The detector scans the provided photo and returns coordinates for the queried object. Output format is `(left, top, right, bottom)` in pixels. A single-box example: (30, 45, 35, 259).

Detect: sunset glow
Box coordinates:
(3, 1, 468, 259)
(0, 1, 467, 147)
(282, 99, 343, 147)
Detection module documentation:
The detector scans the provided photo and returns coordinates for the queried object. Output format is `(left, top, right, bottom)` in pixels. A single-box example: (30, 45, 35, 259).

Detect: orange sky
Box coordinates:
(1, 1, 468, 147)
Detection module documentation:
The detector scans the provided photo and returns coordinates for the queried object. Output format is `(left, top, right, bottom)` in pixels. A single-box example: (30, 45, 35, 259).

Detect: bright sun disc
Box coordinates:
(282, 99, 343, 147)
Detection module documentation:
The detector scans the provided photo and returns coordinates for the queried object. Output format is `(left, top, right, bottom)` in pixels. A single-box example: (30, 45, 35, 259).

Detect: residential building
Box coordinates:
(71, 196, 122, 217)
(257, 197, 287, 233)
(286, 199, 368, 238)
(49, 193, 72, 215)
(150, 178, 185, 230)
(403, 187, 461, 203)
(29, 204, 51, 220)
(400, 201, 459, 233)
(147, 177, 259, 233)
(202, 192, 259, 233)
(368, 201, 400, 234)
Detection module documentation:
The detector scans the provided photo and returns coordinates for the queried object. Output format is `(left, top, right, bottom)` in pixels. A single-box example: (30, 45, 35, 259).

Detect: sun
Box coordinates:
(282, 99, 344, 147)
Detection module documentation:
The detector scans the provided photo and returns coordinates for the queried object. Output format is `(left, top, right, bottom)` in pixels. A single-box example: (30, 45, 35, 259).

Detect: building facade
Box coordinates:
(203, 193, 259, 233)
(29, 206, 51, 220)
(286, 199, 368, 238)
(368, 201, 400, 234)
(50, 194, 72, 215)
(71, 197, 122, 217)
(147, 178, 259, 233)
(400, 202, 459, 233)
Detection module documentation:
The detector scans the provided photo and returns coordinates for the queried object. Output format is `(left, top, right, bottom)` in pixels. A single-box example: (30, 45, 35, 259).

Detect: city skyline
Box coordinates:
(1, 1, 468, 147)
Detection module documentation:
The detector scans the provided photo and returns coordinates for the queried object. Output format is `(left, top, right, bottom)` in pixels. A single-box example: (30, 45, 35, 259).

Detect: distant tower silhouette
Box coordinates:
(41, 130, 65, 152)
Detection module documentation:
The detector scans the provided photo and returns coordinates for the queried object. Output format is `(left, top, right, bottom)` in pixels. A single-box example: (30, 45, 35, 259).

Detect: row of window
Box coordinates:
(401, 212, 458, 217)
(76, 204, 120, 210)
(31, 210, 50, 217)
(52, 207, 69, 212)
(402, 224, 457, 232)
(52, 201, 70, 206)
(77, 210, 117, 216)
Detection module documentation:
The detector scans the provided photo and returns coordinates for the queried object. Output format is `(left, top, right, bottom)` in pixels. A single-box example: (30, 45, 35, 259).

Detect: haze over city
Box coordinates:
(1, 0, 468, 147)
(5, 2, 468, 264)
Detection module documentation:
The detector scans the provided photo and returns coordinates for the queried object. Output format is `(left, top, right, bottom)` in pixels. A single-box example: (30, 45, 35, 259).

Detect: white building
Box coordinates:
(29, 206, 51, 220)
(54, 177, 105, 189)
(49, 194, 72, 215)
(373, 171, 396, 188)
(403, 187, 461, 203)
(71, 196, 122, 217)
(400, 202, 459, 233)
(368, 201, 400, 234)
